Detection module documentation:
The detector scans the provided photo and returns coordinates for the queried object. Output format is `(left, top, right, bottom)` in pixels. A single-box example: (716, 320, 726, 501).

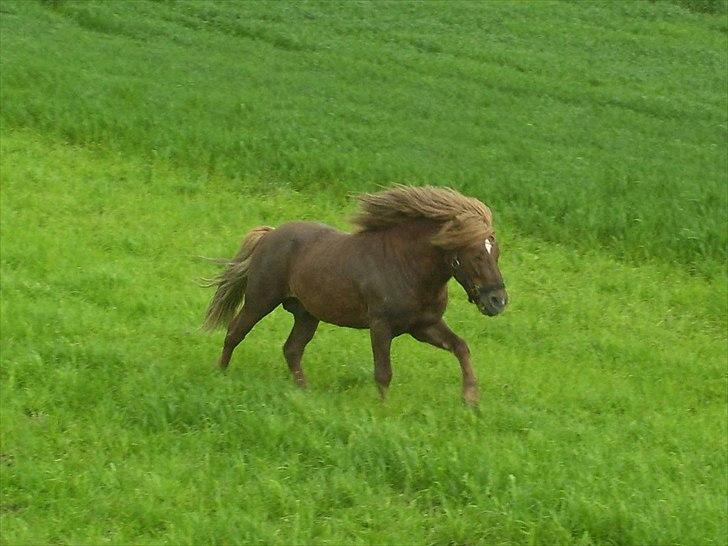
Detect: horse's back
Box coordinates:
(257, 221, 346, 264)
(271, 221, 344, 245)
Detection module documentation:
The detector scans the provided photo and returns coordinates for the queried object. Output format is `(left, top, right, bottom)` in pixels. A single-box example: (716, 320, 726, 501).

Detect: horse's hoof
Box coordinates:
(377, 385, 389, 401)
(292, 372, 308, 389)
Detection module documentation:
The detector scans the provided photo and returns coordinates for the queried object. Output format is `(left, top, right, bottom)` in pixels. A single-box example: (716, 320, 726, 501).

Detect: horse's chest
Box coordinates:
(377, 289, 448, 331)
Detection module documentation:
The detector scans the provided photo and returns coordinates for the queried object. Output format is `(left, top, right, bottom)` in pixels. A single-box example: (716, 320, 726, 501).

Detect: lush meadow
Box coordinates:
(1, 1, 727, 545)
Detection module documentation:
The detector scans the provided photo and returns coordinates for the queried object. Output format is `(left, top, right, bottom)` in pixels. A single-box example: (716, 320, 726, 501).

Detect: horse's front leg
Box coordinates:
(369, 320, 393, 400)
(411, 320, 479, 405)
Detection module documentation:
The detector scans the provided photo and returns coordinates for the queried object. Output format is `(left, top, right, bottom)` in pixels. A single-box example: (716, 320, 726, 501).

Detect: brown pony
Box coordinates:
(203, 185, 507, 404)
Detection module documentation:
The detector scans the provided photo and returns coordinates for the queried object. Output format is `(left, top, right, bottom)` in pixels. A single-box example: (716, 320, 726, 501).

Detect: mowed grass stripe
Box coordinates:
(1, 129, 725, 545)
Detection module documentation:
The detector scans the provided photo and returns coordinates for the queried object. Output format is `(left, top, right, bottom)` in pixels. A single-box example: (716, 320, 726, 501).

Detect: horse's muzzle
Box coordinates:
(477, 285, 508, 316)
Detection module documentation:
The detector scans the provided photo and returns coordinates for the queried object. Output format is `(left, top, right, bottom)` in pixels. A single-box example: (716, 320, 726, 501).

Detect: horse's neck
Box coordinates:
(387, 220, 452, 289)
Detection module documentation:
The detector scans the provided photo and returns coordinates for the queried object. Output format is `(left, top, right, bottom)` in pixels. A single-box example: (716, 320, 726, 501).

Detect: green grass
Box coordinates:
(1, 0, 726, 275)
(1, 1, 727, 545)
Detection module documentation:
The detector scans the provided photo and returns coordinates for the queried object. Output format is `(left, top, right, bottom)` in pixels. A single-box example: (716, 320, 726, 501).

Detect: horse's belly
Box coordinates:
(286, 231, 371, 328)
(294, 288, 369, 328)
(289, 268, 370, 328)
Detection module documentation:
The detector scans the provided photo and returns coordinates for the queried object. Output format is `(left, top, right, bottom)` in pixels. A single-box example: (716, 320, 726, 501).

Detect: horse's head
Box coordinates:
(451, 235, 508, 316)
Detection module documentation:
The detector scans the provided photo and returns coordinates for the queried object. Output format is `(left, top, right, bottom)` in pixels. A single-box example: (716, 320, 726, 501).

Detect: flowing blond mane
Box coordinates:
(351, 185, 493, 249)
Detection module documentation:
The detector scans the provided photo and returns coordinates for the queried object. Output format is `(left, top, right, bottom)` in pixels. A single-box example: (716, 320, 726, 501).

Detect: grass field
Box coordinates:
(1, 1, 727, 545)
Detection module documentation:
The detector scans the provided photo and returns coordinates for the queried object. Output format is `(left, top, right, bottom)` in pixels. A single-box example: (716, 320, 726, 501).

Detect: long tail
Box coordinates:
(201, 226, 274, 330)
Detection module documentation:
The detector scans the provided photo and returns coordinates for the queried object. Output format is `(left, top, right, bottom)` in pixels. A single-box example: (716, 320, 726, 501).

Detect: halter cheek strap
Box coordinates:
(450, 255, 479, 303)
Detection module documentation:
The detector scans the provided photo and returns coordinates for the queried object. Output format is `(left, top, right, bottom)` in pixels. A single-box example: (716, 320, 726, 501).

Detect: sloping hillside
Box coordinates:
(1, 1, 726, 545)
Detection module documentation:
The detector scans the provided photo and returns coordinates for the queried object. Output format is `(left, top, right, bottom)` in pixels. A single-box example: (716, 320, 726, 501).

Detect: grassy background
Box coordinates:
(1, 1, 726, 545)
(1, 0, 726, 274)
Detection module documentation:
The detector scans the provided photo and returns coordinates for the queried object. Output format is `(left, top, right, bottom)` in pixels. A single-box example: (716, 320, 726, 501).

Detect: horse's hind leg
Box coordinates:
(219, 299, 278, 370)
(282, 299, 319, 388)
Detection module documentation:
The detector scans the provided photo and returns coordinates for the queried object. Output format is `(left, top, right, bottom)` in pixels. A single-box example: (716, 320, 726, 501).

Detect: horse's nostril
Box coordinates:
(489, 295, 501, 307)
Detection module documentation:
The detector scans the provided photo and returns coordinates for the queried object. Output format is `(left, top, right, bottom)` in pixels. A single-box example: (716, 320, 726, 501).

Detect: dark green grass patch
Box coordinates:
(1, 130, 726, 545)
(1, 0, 726, 275)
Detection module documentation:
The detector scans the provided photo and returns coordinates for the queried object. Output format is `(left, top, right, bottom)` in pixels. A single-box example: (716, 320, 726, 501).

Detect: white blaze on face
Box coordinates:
(484, 239, 493, 255)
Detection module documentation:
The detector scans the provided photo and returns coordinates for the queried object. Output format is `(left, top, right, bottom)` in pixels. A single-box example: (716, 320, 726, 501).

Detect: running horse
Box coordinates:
(203, 185, 508, 404)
